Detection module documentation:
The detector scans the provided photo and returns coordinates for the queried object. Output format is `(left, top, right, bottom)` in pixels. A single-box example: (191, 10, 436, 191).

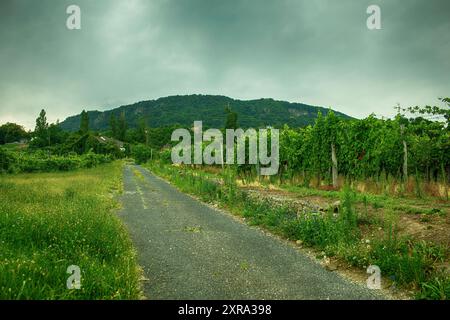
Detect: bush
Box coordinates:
(0, 149, 112, 174)
(158, 149, 172, 163)
(0, 148, 18, 173)
(131, 144, 153, 164)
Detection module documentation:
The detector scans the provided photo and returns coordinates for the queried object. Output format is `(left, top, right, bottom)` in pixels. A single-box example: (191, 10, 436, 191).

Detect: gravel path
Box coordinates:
(118, 165, 384, 300)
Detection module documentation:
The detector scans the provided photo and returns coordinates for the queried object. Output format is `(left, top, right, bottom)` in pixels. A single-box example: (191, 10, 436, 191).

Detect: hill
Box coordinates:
(59, 94, 352, 131)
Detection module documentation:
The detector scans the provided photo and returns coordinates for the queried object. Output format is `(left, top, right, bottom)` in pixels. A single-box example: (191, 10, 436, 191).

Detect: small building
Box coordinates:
(96, 136, 126, 152)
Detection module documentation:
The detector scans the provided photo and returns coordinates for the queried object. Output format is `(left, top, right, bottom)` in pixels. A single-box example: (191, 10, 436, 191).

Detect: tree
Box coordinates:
(118, 111, 127, 141)
(224, 106, 238, 130)
(132, 144, 152, 164)
(34, 109, 49, 146)
(0, 123, 28, 144)
(80, 110, 89, 134)
(110, 114, 118, 139)
(48, 121, 68, 145)
(137, 117, 148, 145)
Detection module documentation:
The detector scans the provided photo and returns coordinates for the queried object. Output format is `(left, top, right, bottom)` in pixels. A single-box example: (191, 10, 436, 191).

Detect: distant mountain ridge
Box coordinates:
(59, 94, 352, 131)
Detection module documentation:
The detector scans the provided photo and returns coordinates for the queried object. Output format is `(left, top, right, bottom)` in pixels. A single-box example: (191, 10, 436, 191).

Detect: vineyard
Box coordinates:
(262, 100, 449, 199)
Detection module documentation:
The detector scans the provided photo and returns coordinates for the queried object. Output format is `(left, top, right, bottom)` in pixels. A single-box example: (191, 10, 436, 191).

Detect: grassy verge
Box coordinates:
(145, 161, 449, 300)
(0, 161, 141, 299)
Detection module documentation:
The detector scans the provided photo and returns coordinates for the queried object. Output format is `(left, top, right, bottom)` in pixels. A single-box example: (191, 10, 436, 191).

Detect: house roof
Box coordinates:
(95, 136, 124, 148)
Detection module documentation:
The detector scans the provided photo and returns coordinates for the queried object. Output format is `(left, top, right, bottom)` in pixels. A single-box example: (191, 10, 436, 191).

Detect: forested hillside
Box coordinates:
(59, 95, 352, 131)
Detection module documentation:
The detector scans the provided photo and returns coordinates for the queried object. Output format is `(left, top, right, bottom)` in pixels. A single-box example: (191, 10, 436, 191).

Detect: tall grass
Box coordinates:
(0, 161, 141, 299)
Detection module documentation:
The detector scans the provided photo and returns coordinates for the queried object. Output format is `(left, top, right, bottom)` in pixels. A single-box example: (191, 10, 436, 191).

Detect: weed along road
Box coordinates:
(118, 165, 384, 300)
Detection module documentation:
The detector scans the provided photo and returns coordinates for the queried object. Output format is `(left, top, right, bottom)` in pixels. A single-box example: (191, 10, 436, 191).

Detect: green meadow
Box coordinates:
(0, 161, 141, 299)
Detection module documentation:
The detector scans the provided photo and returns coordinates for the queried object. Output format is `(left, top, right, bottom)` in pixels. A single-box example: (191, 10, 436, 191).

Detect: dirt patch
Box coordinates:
(243, 188, 340, 218)
(397, 214, 450, 246)
(241, 185, 450, 247)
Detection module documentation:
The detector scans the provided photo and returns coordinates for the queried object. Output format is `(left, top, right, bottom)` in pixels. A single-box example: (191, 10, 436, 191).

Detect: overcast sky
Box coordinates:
(0, 0, 449, 129)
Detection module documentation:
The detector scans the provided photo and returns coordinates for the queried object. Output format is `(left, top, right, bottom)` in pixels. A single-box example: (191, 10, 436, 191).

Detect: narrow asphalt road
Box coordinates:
(118, 165, 384, 300)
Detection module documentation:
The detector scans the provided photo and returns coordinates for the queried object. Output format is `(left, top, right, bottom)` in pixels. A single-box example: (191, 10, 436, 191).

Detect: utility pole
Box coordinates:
(331, 143, 338, 188)
(401, 124, 408, 181)
(221, 144, 224, 170)
(396, 104, 408, 182)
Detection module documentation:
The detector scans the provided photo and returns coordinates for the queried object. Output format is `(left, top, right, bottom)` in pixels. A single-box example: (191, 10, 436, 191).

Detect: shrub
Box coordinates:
(0, 148, 18, 173)
(131, 144, 153, 164)
(0, 149, 112, 174)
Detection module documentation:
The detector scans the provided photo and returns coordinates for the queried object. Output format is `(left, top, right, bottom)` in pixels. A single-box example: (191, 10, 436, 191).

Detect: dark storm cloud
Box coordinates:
(0, 0, 449, 129)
